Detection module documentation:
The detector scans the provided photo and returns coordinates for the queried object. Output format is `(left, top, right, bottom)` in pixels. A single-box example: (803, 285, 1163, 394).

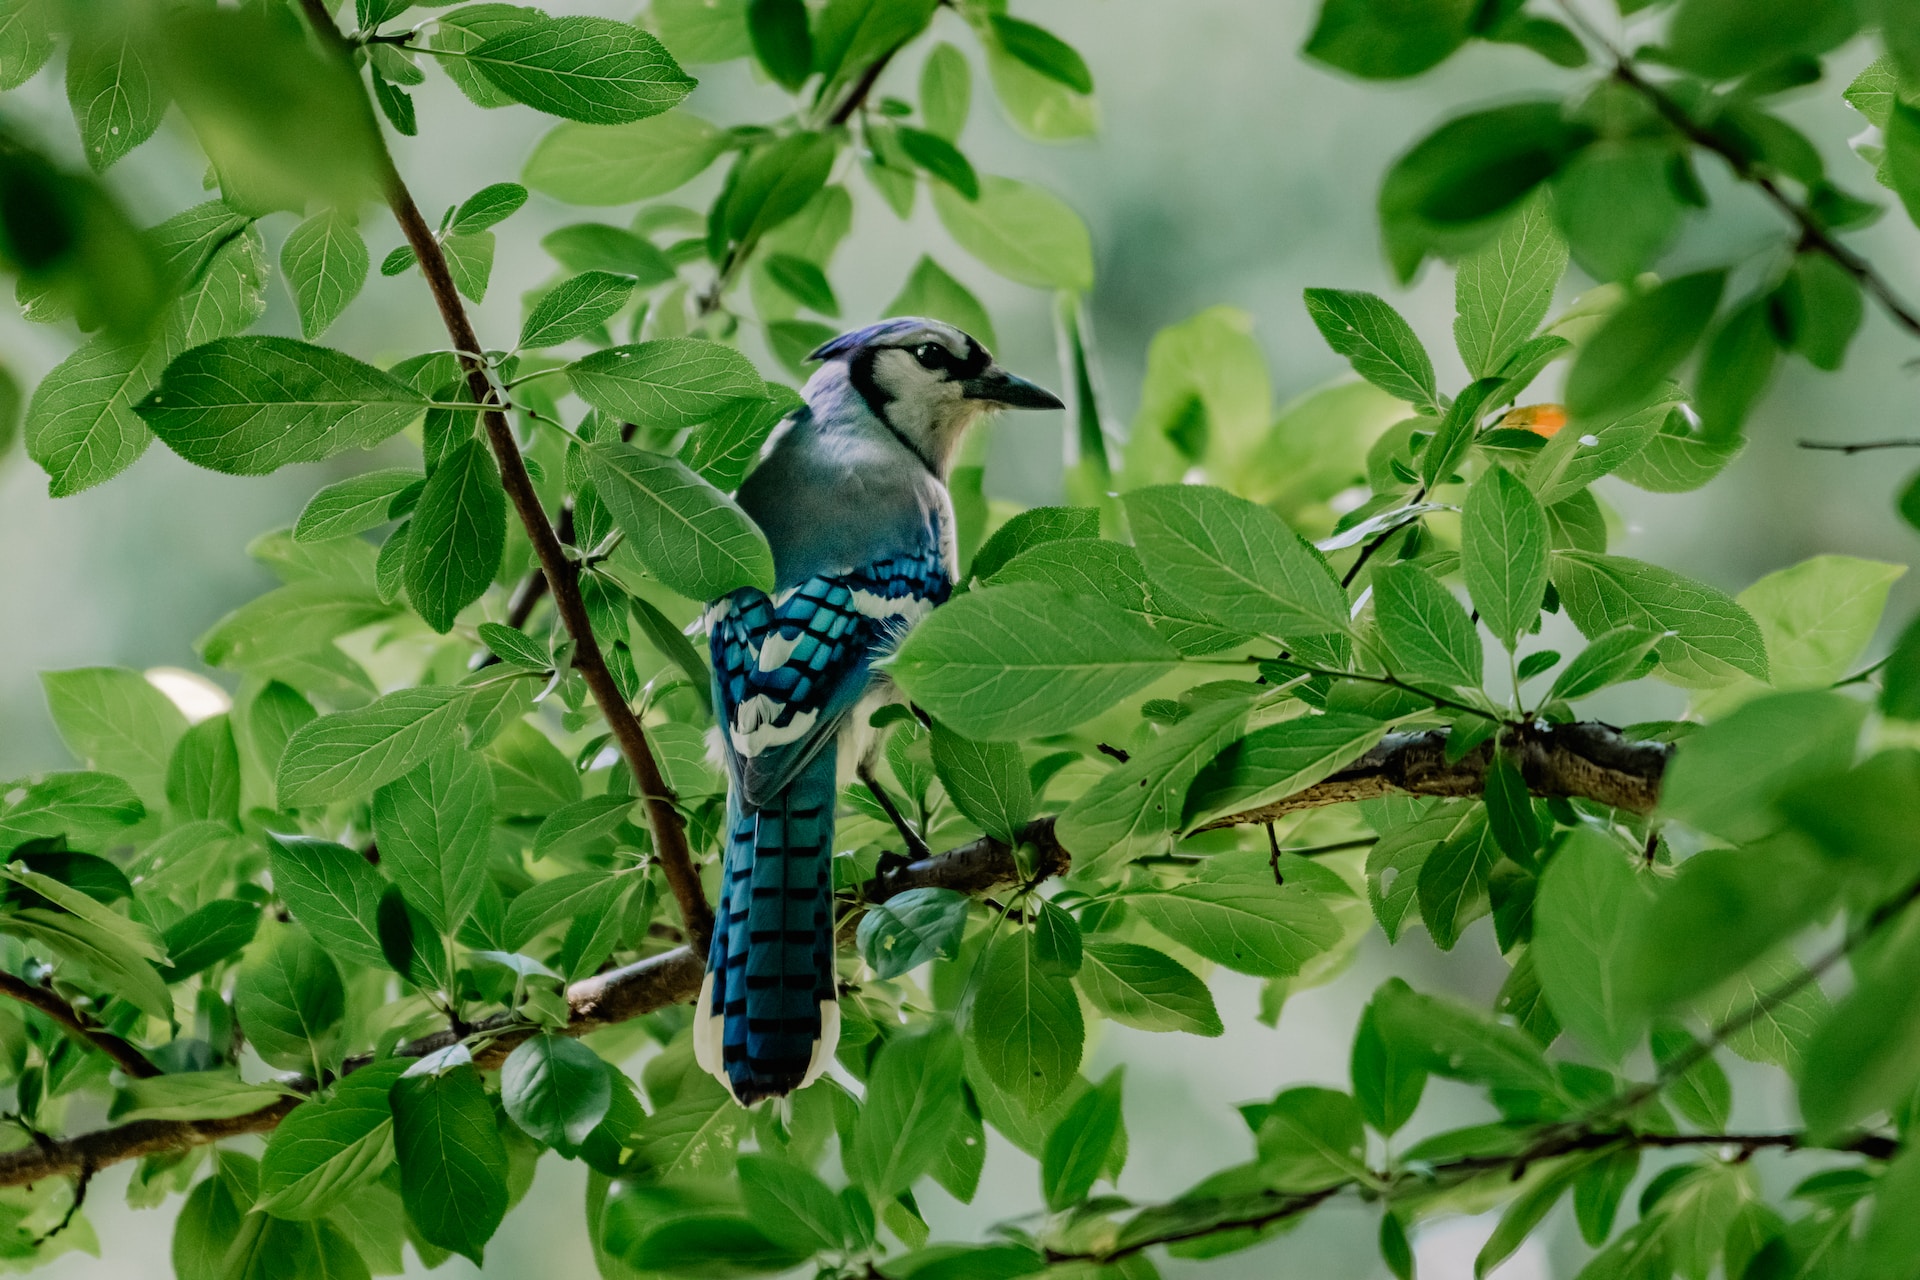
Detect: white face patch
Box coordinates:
(870, 347, 988, 473)
(729, 695, 819, 757)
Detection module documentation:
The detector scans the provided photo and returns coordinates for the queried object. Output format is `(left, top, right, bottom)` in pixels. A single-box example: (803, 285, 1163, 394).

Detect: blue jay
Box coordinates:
(692, 318, 1064, 1104)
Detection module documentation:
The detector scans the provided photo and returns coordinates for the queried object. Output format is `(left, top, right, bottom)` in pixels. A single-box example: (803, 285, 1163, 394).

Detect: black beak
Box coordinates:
(960, 365, 1065, 410)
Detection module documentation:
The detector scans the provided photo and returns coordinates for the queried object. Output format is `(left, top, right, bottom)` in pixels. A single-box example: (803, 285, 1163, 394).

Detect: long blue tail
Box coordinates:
(697, 748, 839, 1104)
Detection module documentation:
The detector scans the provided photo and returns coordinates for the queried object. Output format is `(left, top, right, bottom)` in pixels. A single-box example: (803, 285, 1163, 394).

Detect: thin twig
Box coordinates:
(299, 0, 714, 950)
(1799, 438, 1920, 454)
(1550, 2, 1920, 342)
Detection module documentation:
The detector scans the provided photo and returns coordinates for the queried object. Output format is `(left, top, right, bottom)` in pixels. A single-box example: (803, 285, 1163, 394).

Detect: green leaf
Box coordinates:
(851, 1023, 965, 1197)
(1850, 1142, 1920, 1279)
(258, 1059, 410, 1220)
(1552, 141, 1683, 286)
(1547, 627, 1660, 702)
(504, 870, 625, 949)
(1532, 830, 1651, 1061)
(1378, 101, 1592, 281)
(856, 888, 969, 980)
(450, 182, 527, 235)
(1736, 555, 1905, 690)
(6, 902, 170, 1018)
(971, 929, 1083, 1113)
(568, 338, 764, 430)
(724, 131, 836, 245)
(293, 468, 421, 543)
(1694, 297, 1779, 439)
(1666, 0, 1862, 79)
(932, 177, 1093, 292)
(280, 211, 369, 340)
(541, 223, 675, 283)
(887, 584, 1181, 740)
(465, 15, 695, 124)
(896, 125, 980, 200)
(519, 271, 635, 349)
(987, 14, 1091, 94)
(0, 770, 144, 849)
(276, 686, 473, 807)
(1057, 693, 1259, 876)
(65, 18, 165, 171)
(0, 0, 54, 92)
(738, 1154, 845, 1253)
(1370, 562, 1482, 687)
(477, 623, 551, 672)
(1180, 713, 1389, 830)
(1462, 465, 1549, 649)
(389, 1055, 509, 1264)
(23, 335, 164, 498)
(1778, 750, 1920, 897)
(1416, 813, 1498, 950)
(166, 712, 239, 824)
(1658, 691, 1864, 843)
(502, 1035, 611, 1147)
(1801, 908, 1920, 1140)
(41, 666, 187, 805)
(1302, 288, 1440, 413)
(884, 256, 995, 352)
(1565, 272, 1726, 419)
(1042, 1069, 1122, 1209)
(403, 439, 505, 634)
(1253, 1086, 1366, 1192)
(442, 230, 495, 303)
(1351, 985, 1425, 1136)
(236, 926, 346, 1072)
(174, 1158, 256, 1280)
(628, 594, 714, 715)
(1454, 197, 1566, 379)
(746, 0, 811, 90)
(1776, 250, 1865, 372)
(1650, 1022, 1731, 1131)
(1130, 869, 1342, 979)
(928, 722, 1032, 844)
(372, 747, 494, 934)
(136, 337, 428, 476)
(1476, 1151, 1600, 1278)
(584, 440, 774, 599)
(1076, 941, 1222, 1036)
(1372, 982, 1561, 1096)
(522, 110, 724, 205)
(762, 252, 839, 316)
(197, 582, 390, 672)
(920, 42, 970, 140)
(219, 1211, 371, 1280)
(266, 835, 390, 972)
(1623, 839, 1834, 1015)
(1032, 899, 1082, 978)
(1552, 551, 1769, 687)
(1303, 0, 1477, 79)
(1124, 484, 1349, 641)
(968, 507, 1101, 584)
(1526, 396, 1675, 508)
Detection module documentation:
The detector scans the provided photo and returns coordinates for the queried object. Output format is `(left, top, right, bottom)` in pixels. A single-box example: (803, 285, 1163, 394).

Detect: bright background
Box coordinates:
(1, 1, 1916, 1276)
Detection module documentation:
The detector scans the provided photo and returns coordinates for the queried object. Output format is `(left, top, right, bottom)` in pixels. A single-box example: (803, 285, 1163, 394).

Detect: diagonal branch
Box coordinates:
(0, 719, 1668, 1188)
(0, 973, 158, 1080)
(298, 0, 713, 951)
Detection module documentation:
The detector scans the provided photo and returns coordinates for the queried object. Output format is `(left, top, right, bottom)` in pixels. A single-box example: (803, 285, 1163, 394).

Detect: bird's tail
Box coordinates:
(694, 749, 840, 1104)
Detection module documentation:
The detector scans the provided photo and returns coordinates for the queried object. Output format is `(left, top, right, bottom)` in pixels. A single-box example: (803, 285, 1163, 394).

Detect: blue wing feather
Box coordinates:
(708, 545, 950, 807)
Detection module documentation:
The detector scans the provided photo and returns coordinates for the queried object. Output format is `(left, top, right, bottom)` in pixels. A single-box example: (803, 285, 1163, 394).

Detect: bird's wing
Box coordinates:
(709, 547, 950, 808)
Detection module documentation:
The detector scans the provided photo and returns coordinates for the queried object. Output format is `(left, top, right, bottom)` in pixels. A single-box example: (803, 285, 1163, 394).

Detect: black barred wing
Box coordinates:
(708, 549, 950, 806)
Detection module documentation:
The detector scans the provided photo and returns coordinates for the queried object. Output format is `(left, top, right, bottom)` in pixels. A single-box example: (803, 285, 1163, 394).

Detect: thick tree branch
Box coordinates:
(299, 0, 713, 951)
(0, 974, 158, 1080)
(1198, 720, 1670, 828)
(0, 719, 1666, 1188)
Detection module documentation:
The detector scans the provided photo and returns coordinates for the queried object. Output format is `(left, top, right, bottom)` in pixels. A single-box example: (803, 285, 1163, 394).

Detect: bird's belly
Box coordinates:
(836, 678, 902, 789)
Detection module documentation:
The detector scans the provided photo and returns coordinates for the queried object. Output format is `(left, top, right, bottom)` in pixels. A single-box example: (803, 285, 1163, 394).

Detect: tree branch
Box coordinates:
(0, 973, 158, 1080)
(1799, 438, 1920, 454)
(1045, 1127, 1901, 1264)
(0, 719, 1668, 1188)
(298, 0, 713, 952)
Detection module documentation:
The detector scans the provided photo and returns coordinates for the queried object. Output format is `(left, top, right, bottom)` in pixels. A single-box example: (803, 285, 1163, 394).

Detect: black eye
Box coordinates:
(912, 343, 945, 371)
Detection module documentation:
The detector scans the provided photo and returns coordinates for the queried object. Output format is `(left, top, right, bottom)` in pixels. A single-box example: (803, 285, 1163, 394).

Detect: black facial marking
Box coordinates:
(846, 346, 938, 476)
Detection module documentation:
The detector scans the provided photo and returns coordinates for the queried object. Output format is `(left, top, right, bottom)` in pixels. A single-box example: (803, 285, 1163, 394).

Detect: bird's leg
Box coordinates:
(860, 762, 931, 861)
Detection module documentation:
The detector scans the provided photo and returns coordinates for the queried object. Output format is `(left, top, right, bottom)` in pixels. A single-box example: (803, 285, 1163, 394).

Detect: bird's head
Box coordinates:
(804, 318, 1064, 476)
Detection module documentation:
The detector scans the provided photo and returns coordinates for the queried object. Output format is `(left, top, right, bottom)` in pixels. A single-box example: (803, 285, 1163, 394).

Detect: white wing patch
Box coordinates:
(849, 589, 934, 622)
(800, 998, 841, 1090)
(729, 695, 819, 758)
(757, 630, 804, 672)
